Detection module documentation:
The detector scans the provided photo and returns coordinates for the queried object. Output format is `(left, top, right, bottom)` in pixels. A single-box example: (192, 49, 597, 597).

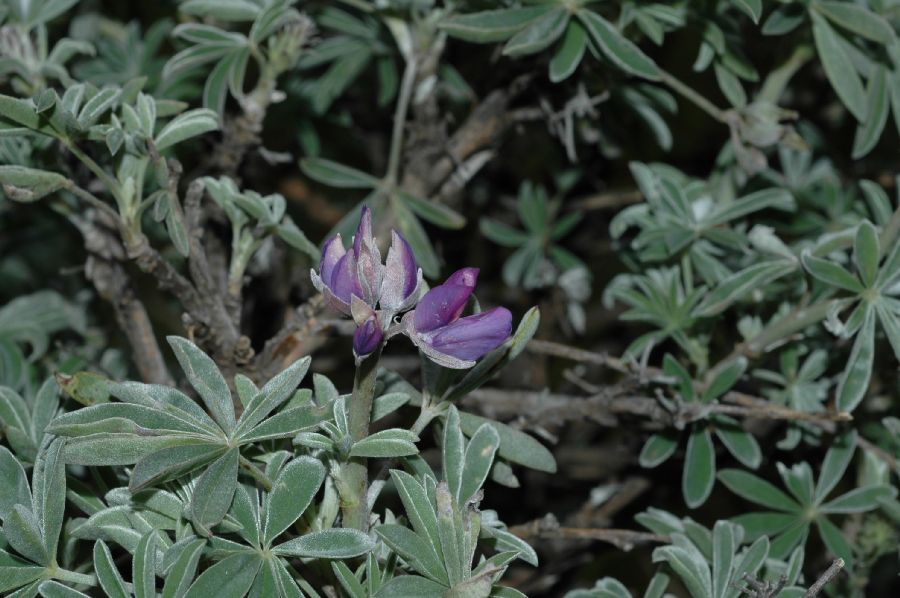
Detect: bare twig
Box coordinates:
(67, 210, 174, 386)
(723, 392, 851, 426)
(127, 237, 204, 316)
(509, 514, 669, 552)
(858, 436, 899, 473)
(657, 68, 729, 124)
(253, 294, 331, 382)
(401, 74, 534, 200)
(571, 189, 642, 211)
(738, 572, 788, 597)
(526, 339, 641, 377)
(463, 387, 849, 432)
(208, 14, 314, 177)
(183, 179, 247, 364)
(803, 559, 844, 598)
(524, 339, 851, 429)
(239, 455, 274, 492)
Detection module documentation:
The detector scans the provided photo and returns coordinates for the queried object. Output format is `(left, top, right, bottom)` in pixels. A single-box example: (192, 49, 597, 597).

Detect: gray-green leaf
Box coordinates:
(577, 10, 660, 81)
(274, 528, 375, 559)
(168, 336, 235, 433)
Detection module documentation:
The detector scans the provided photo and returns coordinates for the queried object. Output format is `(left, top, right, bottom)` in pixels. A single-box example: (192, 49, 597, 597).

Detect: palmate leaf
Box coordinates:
(180, 0, 261, 22)
(0, 379, 59, 462)
(0, 439, 68, 592)
(179, 457, 366, 595)
(718, 469, 801, 513)
(683, 428, 716, 509)
(730, 0, 762, 24)
(577, 10, 660, 81)
(93, 540, 129, 598)
(263, 456, 325, 546)
(718, 430, 894, 569)
(153, 108, 219, 150)
(375, 410, 532, 593)
(851, 66, 890, 159)
(813, 1, 895, 44)
(440, 6, 553, 43)
(502, 9, 569, 57)
(800, 220, 900, 413)
(300, 158, 379, 189)
(0, 165, 70, 202)
(184, 552, 262, 598)
(48, 339, 323, 537)
(810, 11, 867, 122)
(349, 428, 419, 458)
(651, 519, 771, 598)
(549, 21, 587, 83)
(273, 528, 374, 559)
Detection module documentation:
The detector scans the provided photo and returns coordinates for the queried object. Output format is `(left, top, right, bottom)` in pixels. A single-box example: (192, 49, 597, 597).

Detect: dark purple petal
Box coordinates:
(445, 267, 479, 288)
(353, 206, 373, 256)
(425, 307, 512, 361)
(329, 251, 363, 305)
(353, 316, 382, 359)
(413, 268, 479, 333)
(319, 234, 346, 283)
(381, 231, 419, 310)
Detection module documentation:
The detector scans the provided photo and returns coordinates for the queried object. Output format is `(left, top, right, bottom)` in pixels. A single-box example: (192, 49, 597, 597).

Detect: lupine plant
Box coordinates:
(0, 0, 899, 597)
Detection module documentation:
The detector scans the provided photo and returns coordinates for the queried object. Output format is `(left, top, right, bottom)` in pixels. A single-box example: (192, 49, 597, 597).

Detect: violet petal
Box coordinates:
(413, 268, 479, 333)
(381, 231, 420, 310)
(424, 307, 512, 361)
(356, 237, 382, 306)
(329, 251, 363, 305)
(353, 316, 382, 360)
(445, 267, 479, 288)
(319, 234, 346, 284)
(352, 206, 373, 256)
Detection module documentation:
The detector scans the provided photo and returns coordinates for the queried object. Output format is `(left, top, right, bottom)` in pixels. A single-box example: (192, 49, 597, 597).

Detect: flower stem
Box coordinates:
(657, 68, 729, 124)
(385, 55, 418, 186)
(239, 455, 274, 492)
(339, 346, 383, 531)
(65, 181, 120, 222)
(62, 140, 122, 204)
(52, 567, 96, 586)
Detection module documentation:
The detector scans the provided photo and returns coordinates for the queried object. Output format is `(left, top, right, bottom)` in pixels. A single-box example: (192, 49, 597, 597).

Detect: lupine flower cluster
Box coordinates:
(311, 207, 512, 366)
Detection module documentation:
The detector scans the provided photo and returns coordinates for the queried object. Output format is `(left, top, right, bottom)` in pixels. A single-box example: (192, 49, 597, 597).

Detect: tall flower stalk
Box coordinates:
(311, 207, 513, 530)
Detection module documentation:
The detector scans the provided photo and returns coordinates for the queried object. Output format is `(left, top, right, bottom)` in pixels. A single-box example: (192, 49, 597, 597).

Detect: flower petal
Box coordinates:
(319, 234, 346, 284)
(445, 267, 479, 288)
(413, 268, 479, 332)
(353, 316, 382, 361)
(356, 237, 382, 306)
(352, 206, 373, 256)
(424, 307, 512, 362)
(381, 231, 420, 310)
(329, 251, 363, 305)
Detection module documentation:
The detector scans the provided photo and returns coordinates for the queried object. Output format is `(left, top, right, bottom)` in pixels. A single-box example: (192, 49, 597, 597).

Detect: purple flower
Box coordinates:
(353, 314, 383, 362)
(402, 268, 513, 368)
(311, 207, 423, 360)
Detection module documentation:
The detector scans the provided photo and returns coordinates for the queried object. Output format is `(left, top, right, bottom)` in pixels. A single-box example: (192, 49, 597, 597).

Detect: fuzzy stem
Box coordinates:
(239, 455, 274, 492)
(657, 68, 729, 124)
(385, 55, 418, 185)
(339, 347, 383, 531)
(65, 181, 120, 222)
(52, 567, 96, 586)
(62, 141, 122, 203)
(759, 45, 814, 104)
